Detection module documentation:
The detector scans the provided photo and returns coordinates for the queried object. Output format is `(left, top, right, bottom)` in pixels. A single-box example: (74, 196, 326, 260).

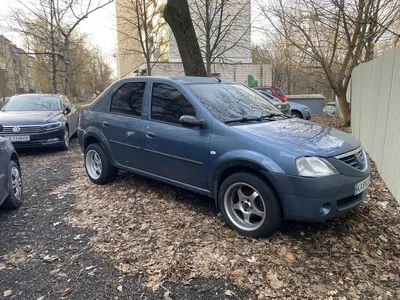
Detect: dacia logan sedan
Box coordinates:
(78, 77, 370, 237)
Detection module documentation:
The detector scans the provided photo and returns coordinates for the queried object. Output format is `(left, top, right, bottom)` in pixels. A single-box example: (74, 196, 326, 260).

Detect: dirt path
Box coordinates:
(0, 140, 253, 300)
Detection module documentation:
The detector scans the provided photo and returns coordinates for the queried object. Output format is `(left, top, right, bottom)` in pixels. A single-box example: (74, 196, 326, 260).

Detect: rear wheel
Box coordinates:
(218, 172, 283, 237)
(2, 161, 23, 210)
(85, 143, 117, 184)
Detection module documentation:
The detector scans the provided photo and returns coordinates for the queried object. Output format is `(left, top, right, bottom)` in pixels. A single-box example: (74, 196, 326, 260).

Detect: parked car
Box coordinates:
(256, 90, 291, 115)
(289, 102, 312, 120)
(0, 94, 79, 150)
(78, 77, 371, 237)
(323, 102, 336, 116)
(257, 90, 312, 120)
(0, 125, 23, 209)
(254, 86, 287, 102)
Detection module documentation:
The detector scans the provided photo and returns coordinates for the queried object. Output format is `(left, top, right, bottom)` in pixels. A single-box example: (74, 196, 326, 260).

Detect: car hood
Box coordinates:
(234, 118, 360, 157)
(0, 111, 62, 126)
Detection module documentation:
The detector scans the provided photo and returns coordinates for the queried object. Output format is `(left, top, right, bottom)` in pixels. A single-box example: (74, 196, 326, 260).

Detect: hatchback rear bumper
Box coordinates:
(265, 172, 370, 222)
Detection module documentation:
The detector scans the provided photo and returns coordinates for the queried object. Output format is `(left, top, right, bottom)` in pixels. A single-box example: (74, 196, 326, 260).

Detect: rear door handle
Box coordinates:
(146, 131, 156, 138)
(102, 121, 109, 127)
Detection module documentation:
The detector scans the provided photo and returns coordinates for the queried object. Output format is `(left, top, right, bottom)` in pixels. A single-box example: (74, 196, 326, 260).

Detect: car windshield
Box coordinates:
(188, 83, 284, 123)
(1, 95, 61, 111)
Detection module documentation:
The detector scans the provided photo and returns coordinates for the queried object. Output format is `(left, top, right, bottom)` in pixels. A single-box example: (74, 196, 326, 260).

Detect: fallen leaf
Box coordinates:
(226, 230, 238, 238)
(284, 251, 295, 262)
(117, 285, 123, 292)
(43, 255, 59, 263)
(3, 290, 12, 297)
(63, 288, 71, 296)
(225, 289, 233, 296)
(379, 234, 388, 243)
(267, 272, 284, 290)
(231, 268, 245, 277)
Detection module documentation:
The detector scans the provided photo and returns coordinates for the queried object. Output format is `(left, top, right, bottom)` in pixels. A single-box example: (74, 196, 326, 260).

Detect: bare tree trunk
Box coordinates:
(337, 92, 351, 126)
(164, 0, 207, 77)
(146, 59, 151, 76)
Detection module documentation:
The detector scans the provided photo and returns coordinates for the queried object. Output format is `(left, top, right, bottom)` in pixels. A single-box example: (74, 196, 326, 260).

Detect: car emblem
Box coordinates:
(355, 151, 365, 165)
(12, 126, 21, 133)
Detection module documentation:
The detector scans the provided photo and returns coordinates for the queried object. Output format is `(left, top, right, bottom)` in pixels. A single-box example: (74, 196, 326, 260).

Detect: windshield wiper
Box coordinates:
(224, 117, 262, 124)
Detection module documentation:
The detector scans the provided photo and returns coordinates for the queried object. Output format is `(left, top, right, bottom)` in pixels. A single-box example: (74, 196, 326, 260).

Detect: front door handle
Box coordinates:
(102, 121, 109, 127)
(146, 131, 156, 138)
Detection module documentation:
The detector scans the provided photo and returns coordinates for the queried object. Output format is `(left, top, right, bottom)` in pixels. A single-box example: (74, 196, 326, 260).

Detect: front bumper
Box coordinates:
(265, 171, 371, 222)
(0, 128, 65, 148)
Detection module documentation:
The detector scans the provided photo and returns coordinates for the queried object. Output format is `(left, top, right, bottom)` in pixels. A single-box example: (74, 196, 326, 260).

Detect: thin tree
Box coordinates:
(190, 0, 252, 76)
(117, 0, 169, 76)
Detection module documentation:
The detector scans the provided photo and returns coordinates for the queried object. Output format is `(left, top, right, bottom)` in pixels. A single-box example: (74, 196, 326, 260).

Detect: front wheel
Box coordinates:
(218, 172, 283, 238)
(84, 143, 117, 184)
(59, 126, 70, 151)
(291, 110, 303, 118)
(2, 161, 23, 210)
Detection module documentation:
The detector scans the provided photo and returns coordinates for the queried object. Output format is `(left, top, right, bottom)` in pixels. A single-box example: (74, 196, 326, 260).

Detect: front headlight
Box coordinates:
(42, 122, 62, 131)
(296, 157, 339, 177)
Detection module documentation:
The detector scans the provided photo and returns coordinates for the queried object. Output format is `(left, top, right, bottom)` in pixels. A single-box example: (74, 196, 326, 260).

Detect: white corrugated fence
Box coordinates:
(350, 45, 400, 202)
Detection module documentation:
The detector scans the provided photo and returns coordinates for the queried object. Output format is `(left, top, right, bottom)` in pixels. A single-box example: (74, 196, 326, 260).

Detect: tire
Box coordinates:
(59, 126, 70, 151)
(291, 110, 303, 118)
(2, 161, 23, 210)
(84, 143, 117, 184)
(218, 172, 283, 238)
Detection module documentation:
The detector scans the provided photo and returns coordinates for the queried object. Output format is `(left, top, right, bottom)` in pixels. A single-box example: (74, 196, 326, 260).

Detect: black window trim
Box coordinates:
(149, 81, 198, 128)
(109, 81, 146, 119)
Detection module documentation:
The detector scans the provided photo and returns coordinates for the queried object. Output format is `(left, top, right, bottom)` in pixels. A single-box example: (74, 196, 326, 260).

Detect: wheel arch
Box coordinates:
(83, 131, 117, 167)
(212, 160, 285, 216)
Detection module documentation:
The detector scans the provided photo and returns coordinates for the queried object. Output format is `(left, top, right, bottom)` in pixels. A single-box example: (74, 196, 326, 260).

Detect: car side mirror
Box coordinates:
(0, 124, 3, 131)
(64, 106, 71, 114)
(179, 115, 203, 128)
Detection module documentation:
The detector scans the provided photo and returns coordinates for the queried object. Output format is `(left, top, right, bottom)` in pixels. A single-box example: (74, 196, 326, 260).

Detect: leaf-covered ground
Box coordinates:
(65, 116, 400, 299)
(1, 116, 399, 299)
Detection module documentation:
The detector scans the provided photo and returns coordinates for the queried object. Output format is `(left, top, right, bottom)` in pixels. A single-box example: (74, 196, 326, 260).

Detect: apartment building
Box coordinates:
(0, 35, 37, 100)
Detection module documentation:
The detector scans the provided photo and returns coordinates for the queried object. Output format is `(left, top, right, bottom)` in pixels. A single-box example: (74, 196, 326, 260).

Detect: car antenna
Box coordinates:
(215, 77, 221, 83)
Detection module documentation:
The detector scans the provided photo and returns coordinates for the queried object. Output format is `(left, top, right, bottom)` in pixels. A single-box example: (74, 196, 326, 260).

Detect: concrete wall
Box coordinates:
(350, 44, 400, 203)
(124, 62, 272, 86)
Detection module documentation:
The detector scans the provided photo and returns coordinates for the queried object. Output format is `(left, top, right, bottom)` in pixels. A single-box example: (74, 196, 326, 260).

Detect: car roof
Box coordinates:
(122, 76, 236, 85)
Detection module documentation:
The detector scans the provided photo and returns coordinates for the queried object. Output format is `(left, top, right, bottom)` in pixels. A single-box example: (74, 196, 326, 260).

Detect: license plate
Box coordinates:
(5, 136, 30, 142)
(354, 176, 370, 195)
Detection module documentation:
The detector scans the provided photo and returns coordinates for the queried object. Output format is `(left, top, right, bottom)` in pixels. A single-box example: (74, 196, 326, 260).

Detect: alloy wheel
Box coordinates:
(223, 182, 266, 231)
(86, 149, 102, 180)
(11, 165, 22, 200)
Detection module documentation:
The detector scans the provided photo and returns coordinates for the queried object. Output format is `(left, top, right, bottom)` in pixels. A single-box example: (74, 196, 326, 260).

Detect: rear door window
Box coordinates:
(110, 82, 146, 117)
